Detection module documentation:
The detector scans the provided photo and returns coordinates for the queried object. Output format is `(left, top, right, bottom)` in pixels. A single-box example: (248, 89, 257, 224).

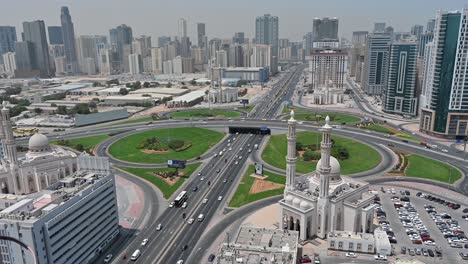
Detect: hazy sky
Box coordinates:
(1, 0, 467, 42)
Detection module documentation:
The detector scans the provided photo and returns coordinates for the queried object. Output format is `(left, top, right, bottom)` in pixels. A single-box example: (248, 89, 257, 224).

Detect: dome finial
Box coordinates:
(325, 115, 330, 125)
(290, 110, 295, 120)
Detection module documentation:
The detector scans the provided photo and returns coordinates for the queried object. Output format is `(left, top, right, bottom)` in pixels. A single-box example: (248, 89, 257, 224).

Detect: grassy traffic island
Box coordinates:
(229, 165, 285, 208)
(390, 149, 461, 184)
(262, 131, 381, 175)
(108, 127, 224, 164)
(358, 124, 419, 142)
(118, 163, 201, 198)
(282, 107, 361, 124)
(52, 134, 110, 154)
(169, 109, 241, 119)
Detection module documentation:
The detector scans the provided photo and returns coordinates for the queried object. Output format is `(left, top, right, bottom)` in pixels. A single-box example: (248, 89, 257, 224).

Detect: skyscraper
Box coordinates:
(47, 26, 63, 45)
(420, 8, 468, 138)
(14, 41, 36, 77)
(304, 32, 313, 55)
(158, 36, 171, 47)
(426, 19, 436, 33)
(309, 48, 347, 92)
(23, 20, 52, 77)
(0, 26, 17, 59)
(417, 33, 433, 57)
(362, 33, 392, 95)
(382, 41, 418, 116)
(232, 32, 245, 44)
(255, 14, 279, 56)
(178, 19, 187, 39)
(373, 22, 386, 33)
(76, 35, 106, 74)
(197, 23, 206, 47)
(312, 17, 339, 42)
(109, 24, 133, 72)
(60, 6, 78, 74)
(411, 24, 424, 38)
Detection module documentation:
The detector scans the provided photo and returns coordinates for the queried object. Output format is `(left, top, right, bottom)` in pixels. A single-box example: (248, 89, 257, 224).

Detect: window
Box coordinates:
(368, 245, 373, 252)
(349, 242, 354, 250)
(338, 241, 343, 249)
(330, 241, 335, 248)
(357, 243, 362, 251)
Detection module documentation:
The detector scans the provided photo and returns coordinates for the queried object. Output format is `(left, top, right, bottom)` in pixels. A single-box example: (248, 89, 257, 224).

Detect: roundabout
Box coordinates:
(108, 127, 224, 164)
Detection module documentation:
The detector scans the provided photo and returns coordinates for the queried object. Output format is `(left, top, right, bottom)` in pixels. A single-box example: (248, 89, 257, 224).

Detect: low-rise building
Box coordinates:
(167, 90, 206, 108)
(216, 226, 298, 264)
(222, 67, 270, 82)
(103, 94, 158, 106)
(328, 231, 375, 254)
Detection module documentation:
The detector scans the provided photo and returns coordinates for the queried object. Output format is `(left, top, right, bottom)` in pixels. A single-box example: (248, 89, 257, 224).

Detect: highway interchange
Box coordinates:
(24, 64, 468, 263)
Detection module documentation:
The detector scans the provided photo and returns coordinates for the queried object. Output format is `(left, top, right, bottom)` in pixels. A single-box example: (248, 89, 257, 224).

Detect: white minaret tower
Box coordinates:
(1, 102, 17, 164)
(316, 115, 333, 239)
(286, 110, 297, 189)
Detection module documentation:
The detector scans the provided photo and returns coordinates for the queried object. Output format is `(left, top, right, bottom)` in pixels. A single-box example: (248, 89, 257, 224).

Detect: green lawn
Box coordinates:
(51, 134, 110, 152)
(396, 133, 419, 142)
(282, 108, 361, 124)
(360, 124, 395, 134)
(118, 163, 201, 198)
(262, 131, 381, 175)
(109, 127, 224, 164)
(406, 154, 461, 184)
(229, 165, 285, 208)
(170, 109, 241, 118)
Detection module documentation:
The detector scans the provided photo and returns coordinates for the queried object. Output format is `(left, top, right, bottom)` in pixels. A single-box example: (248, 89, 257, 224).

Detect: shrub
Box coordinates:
(303, 150, 321, 161)
(168, 140, 185, 150)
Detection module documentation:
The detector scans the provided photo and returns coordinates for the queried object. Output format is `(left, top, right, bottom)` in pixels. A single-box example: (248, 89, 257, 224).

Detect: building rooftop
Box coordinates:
(329, 231, 375, 241)
(129, 87, 188, 95)
(217, 226, 298, 264)
(169, 90, 207, 102)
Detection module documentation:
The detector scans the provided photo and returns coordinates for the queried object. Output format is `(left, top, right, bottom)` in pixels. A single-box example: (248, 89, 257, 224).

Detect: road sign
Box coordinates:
(167, 160, 186, 169)
(255, 163, 263, 175)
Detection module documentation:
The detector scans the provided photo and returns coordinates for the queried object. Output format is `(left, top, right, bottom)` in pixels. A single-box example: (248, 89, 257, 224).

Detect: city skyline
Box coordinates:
(1, 0, 466, 42)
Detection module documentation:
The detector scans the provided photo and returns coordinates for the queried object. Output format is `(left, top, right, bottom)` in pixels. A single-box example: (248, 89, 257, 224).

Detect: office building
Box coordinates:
(309, 49, 347, 92)
(232, 32, 245, 44)
(157, 36, 171, 47)
(2, 52, 16, 75)
(132, 35, 151, 58)
(22, 20, 53, 78)
(197, 23, 206, 47)
(280, 114, 375, 240)
(382, 41, 418, 116)
(14, 41, 36, 77)
(60, 7, 78, 74)
(304, 32, 314, 55)
(0, 26, 17, 63)
(129, 53, 142, 74)
(228, 44, 243, 67)
(362, 33, 392, 95)
(255, 14, 279, 56)
(208, 38, 222, 60)
(215, 50, 228, 67)
(97, 43, 118, 75)
(426, 19, 436, 33)
(49, 44, 65, 58)
(76, 35, 106, 74)
(178, 19, 187, 39)
(0, 155, 119, 264)
(312, 17, 339, 42)
(151, 47, 164, 74)
(352, 31, 368, 45)
(420, 8, 468, 138)
(417, 33, 433, 57)
(54, 56, 66, 76)
(47, 26, 62, 45)
(411, 24, 424, 38)
(109, 24, 133, 72)
(373, 22, 386, 33)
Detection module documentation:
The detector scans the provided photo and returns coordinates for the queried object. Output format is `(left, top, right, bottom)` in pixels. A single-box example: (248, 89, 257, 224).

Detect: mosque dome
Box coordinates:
(316, 156, 341, 176)
(285, 195, 294, 204)
(28, 133, 51, 153)
(292, 198, 301, 207)
(300, 201, 310, 210)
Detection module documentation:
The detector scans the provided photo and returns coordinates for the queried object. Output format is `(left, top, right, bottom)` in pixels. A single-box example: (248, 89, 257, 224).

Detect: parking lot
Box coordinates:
(378, 186, 468, 263)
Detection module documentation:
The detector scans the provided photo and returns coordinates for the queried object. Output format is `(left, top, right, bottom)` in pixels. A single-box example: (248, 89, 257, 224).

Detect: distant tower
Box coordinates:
(285, 110, 297, 189)
(2, 102, 17, 164)
(316, 116, 332, 238)
(0, 104, 5, 159)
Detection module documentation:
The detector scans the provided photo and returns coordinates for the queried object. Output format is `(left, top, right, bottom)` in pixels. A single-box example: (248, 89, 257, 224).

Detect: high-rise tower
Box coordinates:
(255, 14, 279, 56)
(285, 110, 297, 189)
(60, 6, 78, 74)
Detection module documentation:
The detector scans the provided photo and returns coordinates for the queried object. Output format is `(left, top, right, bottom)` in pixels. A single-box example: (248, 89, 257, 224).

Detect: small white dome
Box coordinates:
(285, 195, 294, 204)
(28, 133, 50, 152)
(292, 198, 301, 206)
(300, 201, 310, 209)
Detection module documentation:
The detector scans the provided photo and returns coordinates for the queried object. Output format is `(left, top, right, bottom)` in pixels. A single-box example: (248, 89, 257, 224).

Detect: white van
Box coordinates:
(131, 249, 141, 261)
(197, 214, 205, 222)
(254, 144, 259, 150)
(219, 151, 223, 156)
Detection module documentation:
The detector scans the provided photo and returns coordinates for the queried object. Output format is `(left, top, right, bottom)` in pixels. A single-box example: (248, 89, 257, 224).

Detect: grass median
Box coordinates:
(118, 163, 201, 199)
(52, 134, 110, 152)
(229, 165, 285, 208)
(170, 109, 240, 118)
(406, 154, 461, 184)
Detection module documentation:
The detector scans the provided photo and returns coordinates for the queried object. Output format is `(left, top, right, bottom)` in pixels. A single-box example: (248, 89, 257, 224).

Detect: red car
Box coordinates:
(299, 256, 312, 263)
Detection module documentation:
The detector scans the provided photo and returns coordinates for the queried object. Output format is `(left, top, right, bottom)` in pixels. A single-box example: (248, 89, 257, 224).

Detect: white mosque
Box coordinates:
(0, 102, 78, 194)
(279, 111, 375, 240)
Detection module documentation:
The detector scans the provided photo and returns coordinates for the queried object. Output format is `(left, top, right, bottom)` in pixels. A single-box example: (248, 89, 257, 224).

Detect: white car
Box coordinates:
(200, 177, 205, 181)
(345, 252, 357, 258)
(235, 161, 239, 165)
(141, 238, 149, 246)
(431, 145, 438, 148)
(103, 254, 113, 263)
(202, 198, 208, 204)
(442, 149, 448, 153)
(374, 254, 387, 261)
(169, 202, 175, 208)
(182, 202, 188, 208)
(187, 218, 194, 224)
(177, 261, 184, 264)
(218, 196, 223, 201)
(156, 224, 162, 231)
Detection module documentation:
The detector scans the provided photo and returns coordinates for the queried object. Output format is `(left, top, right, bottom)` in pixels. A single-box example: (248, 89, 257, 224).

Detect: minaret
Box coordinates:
(316, 115, 333, 239)
(285, 110, 297, 189)
(1, 101, 18, 164)
(0, 105, 5, 160)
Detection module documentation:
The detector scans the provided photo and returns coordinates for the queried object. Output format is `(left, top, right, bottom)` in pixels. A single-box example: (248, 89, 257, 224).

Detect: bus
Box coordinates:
(174, 191, 188, 207)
